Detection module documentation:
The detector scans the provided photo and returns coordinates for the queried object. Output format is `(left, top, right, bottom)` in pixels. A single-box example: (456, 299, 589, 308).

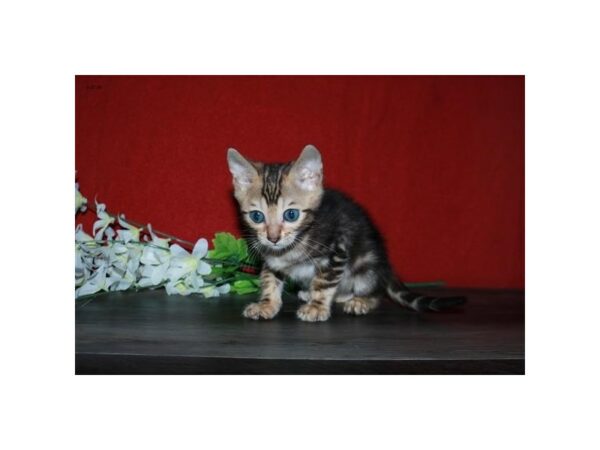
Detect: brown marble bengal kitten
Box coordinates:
(227, 145, 466, 322)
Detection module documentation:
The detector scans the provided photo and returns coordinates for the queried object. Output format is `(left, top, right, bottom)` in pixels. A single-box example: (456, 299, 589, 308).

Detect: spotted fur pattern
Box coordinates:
(227, 145, 466, 322)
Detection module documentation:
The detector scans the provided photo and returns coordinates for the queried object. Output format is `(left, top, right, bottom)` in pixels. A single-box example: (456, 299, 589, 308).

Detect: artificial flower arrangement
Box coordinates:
(75, 181, 261, 300)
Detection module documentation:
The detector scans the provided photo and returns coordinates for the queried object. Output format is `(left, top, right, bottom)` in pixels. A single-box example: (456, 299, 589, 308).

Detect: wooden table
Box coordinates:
(76, 288, 524, 374)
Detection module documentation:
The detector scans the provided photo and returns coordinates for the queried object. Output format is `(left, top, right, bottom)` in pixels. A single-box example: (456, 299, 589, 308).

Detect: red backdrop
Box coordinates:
(75, 75, 524, 289)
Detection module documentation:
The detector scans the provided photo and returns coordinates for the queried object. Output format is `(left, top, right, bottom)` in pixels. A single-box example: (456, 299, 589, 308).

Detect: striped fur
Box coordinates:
(227, 145, 466, 321)
(296, 238, 348, 321)
(386, 280, 466, 312)
(261, 163, 291, 205)
(242, 268, 283, 319)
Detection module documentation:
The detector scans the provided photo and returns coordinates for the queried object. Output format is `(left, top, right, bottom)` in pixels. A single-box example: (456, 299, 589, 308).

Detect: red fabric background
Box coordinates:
(75, 75, 524, 289)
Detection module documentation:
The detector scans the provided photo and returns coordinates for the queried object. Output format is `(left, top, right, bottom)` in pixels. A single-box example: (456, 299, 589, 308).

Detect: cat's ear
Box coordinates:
(291, 144, 323, 191)
(227, 148, 258, 191)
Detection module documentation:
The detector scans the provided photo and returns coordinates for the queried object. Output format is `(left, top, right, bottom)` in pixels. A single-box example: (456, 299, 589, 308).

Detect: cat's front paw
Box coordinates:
(296, 303, 331, 322)
(243, 301, 280, 320)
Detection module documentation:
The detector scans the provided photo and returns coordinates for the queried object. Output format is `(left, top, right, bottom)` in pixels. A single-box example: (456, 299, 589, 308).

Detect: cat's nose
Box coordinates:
(267, 225, 281, 244)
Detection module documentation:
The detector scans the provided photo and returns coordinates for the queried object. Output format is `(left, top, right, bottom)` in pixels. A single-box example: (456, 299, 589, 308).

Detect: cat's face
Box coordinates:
(227, 145, 324, 253)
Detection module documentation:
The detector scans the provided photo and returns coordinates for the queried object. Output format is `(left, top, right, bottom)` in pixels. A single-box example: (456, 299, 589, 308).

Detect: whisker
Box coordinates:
(247, 240, 262, 261)
(303, 237, 335, 253)
(299, 239, 332, 257)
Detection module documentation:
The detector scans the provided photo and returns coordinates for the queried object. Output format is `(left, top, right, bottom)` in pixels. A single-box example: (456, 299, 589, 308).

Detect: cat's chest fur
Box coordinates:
(264, 248, 327, 287)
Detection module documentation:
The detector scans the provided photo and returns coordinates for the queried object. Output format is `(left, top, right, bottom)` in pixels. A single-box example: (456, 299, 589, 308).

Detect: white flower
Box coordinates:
(164, 270, 205, 296)
(164, 239, 212, 296)
(138, 245, 170, 287)
(75, 224, 95, 244)
(75, 222, 133, 296)
(117, 215, 141, 243)
(166, 239, 211, 281)
(198, 283, 231, 298)
(93, 200, 115, 240)
(104, 242, 130, 289)
(76, 263, 108, 298)
(144, 223, 170, 248)
(107, 264, 136, 291)
(75, 181, 88, 213)
(109, 242, 129, 266)
(165, 278, 195, 296)
(104, 226, 116, 240)
(74, 192, 223, 300)
(75, 245, 88, 287)
(126, 243, 143, 280)
(137, 223, 171, 287)
(75, 224, 101, 283)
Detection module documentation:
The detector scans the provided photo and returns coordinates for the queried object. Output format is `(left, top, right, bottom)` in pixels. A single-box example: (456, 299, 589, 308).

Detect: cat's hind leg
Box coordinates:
(343, 297, 379, 315)
(341, 268, 380, 315)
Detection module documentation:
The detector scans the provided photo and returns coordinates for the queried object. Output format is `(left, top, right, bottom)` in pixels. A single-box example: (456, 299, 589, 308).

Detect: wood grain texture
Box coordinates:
(75, 288, 524, 374)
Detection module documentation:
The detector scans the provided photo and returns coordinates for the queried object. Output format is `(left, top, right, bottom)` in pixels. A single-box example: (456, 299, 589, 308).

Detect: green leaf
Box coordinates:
(201, 232, 261, 295)
(236, 237, 248, 261)
(233, 279, 254, 289)
(208, 232, 252, 263)
(231, 279, 260, 295)
(210, 266, 225, 277)
(233, 271, 257, 281)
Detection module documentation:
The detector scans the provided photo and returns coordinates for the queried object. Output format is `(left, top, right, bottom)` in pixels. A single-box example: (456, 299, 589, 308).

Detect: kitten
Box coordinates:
(227, 145, 466, 322)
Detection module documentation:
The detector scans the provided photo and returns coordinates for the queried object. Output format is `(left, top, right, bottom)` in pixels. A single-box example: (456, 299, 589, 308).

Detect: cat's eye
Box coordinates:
(248, 210, 265, 224)
(283, 208, 300, 222)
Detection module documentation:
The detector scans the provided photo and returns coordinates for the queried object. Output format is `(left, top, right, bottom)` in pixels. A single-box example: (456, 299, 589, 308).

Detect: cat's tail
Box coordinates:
(386, 278, 466, 312)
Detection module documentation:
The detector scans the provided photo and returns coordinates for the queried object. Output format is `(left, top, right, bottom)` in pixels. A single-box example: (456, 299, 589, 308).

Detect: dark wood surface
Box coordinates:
(75, 288, 524, 374)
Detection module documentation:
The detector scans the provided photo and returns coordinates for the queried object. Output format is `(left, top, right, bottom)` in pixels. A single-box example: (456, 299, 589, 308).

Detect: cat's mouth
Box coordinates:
(259, 236, 295, 254)
(264, 242, 289, 252)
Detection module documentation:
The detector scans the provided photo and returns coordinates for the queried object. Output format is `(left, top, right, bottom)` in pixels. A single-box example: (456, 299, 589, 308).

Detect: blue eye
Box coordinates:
(248, 210, 265, 224)
(283, 208, 300, 222)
